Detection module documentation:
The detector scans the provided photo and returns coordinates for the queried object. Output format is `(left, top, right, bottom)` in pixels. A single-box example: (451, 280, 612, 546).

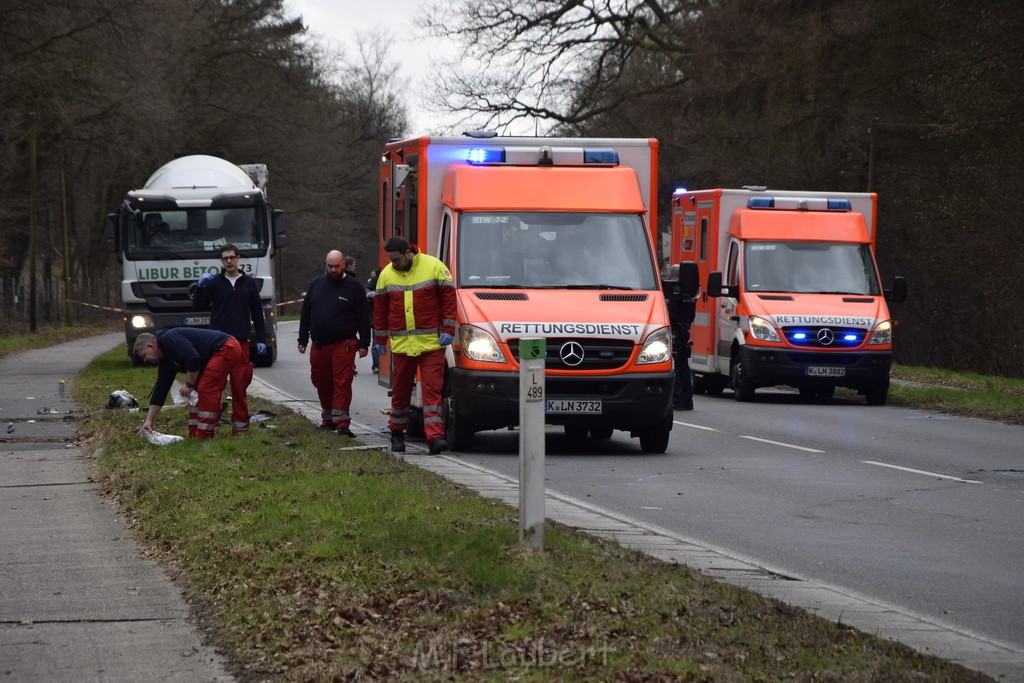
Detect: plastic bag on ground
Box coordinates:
(106, 390, 139, 409)
(140, 429, 183, 446)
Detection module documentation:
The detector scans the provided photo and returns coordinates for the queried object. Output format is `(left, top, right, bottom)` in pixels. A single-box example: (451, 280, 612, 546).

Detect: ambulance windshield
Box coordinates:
(457, 212, 658, 290)
(124, 207, 267, 259)
(743, 242, 881, 295)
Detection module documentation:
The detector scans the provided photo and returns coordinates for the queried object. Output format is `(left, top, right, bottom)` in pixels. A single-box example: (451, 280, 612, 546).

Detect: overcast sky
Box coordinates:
(283, 0, 456, 134)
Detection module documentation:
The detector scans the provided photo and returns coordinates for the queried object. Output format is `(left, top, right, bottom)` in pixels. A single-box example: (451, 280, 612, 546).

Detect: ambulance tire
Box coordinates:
(443, 382, 475, 452)
(863, 380, 890, 406)
(638, 413, 672, 454)
(730, 358, 756, 402)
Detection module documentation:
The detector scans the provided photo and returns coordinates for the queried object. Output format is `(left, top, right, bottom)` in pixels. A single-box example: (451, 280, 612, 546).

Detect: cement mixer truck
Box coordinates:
(106, 155, 287, 365)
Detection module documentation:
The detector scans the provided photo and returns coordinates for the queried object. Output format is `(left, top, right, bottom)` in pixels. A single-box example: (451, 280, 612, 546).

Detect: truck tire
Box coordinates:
(863, 380, 890, 406)
(443, 382, 475, 452)
(638, 413, 672, 453)
(253, 345, 274, 368)
(730, 357, 756, 402)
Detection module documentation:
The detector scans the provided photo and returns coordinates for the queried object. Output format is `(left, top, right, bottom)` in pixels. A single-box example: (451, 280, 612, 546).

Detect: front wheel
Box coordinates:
(443, 381, 476, 451)
(638, 413, 672, 453)
(730, 357, 756, 402)
(863, 380, 890, 406)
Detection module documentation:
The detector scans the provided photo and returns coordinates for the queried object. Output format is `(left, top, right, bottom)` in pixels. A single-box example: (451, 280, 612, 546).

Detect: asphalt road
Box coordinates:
(261, 321, 1024, 655)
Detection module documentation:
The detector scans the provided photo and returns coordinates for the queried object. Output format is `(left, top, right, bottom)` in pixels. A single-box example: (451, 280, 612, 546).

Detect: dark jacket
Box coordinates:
(666, 283, 696, 352)
(298, 272, 371, 348)
(192, 272, 266, 344)
(149, 328, 232, 406)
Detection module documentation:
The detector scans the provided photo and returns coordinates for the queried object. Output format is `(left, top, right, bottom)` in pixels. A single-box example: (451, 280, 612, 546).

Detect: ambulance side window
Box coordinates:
(699, 217, 709, 262)
(439, 212, 452, 266)
(726, 241, 739, 289)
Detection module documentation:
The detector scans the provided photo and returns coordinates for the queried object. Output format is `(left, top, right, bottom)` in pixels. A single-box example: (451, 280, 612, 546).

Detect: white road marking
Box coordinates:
(862, 460, 982, 484)
(673, 421, 718, 431)
(739, 435, 824, 453)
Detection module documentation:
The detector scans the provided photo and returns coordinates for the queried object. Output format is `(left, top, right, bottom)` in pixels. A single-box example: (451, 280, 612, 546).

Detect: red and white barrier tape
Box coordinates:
(276, 298, 304, 307)
(70, 299, 126, 313)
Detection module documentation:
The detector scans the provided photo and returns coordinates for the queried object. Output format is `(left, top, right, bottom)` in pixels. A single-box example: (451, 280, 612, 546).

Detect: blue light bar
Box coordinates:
(674, 187, 687, 194)
(793, 332, 808, 340)
(748, 197, 775, 209)
(843, 333, 858, 342)
(827, 199, 852, 211)
(583, 148, 619, 164)
(466, 147, 505, 164)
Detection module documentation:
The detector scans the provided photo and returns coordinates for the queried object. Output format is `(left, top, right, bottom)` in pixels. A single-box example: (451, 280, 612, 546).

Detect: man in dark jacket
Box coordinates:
(666, 264, 695, 410)
(298, 250, 371, 436)
(191, 243, 267, 369)
(134, 327, 249, 438)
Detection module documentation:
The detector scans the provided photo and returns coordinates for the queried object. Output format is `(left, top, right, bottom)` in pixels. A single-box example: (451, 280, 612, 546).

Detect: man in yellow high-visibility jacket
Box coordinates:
(373, 236, 457, 454)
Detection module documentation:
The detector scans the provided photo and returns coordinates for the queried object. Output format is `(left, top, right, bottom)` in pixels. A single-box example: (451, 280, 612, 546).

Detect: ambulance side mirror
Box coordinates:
(885, 276, 907, 303)
(706, 271, 737, 298)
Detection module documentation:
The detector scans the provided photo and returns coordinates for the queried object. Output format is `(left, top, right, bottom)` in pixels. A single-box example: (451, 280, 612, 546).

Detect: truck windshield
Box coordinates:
(124, 207, 267, 259)
(457, 212, 658, 290)
(743, 242, 881, 295)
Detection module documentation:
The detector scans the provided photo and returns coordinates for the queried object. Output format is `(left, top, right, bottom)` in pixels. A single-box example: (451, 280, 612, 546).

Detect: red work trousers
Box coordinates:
(389, 348, 446, 442)
(189, 337, 249, 439)
(309, 340, 357, 429)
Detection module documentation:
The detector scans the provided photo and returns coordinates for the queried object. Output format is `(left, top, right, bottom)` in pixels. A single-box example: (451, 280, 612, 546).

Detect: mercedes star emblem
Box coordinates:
(559, 341, 585, 366)
(817, 328, 835, 346)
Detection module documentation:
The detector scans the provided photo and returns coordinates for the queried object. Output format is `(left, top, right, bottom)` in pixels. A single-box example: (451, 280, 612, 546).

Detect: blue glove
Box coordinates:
(198, 273, 214, 286)
(374, 344, 388, 357)
(256, 343, 267, 354)
(439, 333, 454, 346)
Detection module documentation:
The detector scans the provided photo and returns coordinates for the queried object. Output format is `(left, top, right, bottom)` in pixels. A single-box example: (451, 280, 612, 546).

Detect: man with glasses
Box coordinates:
(190, 243, 267, 434)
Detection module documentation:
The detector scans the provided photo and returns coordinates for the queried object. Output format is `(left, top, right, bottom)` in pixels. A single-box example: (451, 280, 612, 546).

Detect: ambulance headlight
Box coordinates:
(749, 316, 781, 342)
(129, 314, 154, 330)
(868, 320, 893, 345)
(637, 327, 672, 365)
(460, 325, 506, 362)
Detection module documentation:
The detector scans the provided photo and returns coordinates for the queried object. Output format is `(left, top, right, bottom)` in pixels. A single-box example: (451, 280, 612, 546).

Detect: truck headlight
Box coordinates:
(749, 315, 781, 342)
(460, 325, 506, 363)
(868, 320, 892, 345)
(129, 314, 154, 329)
(637, 327, 672, 365)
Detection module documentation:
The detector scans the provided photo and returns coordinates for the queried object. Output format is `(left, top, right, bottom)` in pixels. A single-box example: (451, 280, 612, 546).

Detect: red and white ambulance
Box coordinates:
(669, 187, 906, 404)
(379, 134, 694, 452)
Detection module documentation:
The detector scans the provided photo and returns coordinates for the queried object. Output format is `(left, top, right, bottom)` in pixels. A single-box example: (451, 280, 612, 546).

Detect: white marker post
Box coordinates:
(518, 337, 546, 550)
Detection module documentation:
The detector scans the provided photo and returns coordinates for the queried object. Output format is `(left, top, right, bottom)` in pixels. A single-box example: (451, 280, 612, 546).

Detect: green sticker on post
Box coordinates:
(519, 337, 546, 360)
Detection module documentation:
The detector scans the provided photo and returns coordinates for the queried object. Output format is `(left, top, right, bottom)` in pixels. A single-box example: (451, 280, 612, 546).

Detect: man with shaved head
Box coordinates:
(298, 250, 371, 436)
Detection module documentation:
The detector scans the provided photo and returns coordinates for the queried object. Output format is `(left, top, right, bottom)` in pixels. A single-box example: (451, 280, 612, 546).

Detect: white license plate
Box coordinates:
(805, 366, 845, 377)
(545, 400, 602, 414)
(182, 314, 210, 326)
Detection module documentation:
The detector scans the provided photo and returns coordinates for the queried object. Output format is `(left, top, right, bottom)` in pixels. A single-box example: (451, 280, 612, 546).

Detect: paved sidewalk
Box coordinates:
(0, 334, 230, 681)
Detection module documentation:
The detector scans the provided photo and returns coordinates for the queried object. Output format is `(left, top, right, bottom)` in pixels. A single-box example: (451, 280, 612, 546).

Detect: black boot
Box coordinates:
(390, 430, 406, 452)
(428, 438, 450, 455)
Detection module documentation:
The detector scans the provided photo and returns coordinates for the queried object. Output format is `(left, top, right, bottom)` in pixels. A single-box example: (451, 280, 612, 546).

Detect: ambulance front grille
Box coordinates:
(507, 338, 635, 370)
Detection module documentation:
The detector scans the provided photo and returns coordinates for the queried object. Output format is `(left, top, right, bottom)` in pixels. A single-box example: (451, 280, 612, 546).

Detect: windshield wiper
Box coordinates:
(564, 283, 634, 290)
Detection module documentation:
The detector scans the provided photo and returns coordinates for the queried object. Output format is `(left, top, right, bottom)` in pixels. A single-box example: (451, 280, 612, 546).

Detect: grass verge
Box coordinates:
(889, 365, 1024, 425)
(71, 347, 990, 681)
